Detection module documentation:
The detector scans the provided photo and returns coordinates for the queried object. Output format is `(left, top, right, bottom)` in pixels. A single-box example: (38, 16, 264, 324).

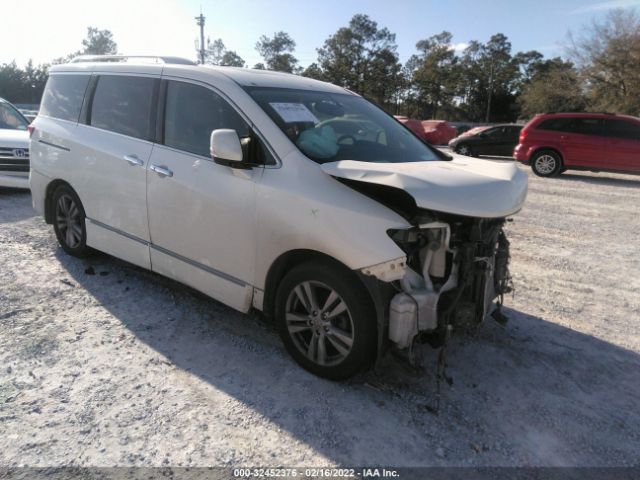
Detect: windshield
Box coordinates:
(245, 87, 443, 164)
(0, 102, 29, 131)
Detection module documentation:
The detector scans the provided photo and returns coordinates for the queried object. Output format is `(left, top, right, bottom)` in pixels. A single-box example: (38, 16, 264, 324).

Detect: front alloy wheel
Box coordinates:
(285, 281, 354, 367)
(275, 262, 377, 380)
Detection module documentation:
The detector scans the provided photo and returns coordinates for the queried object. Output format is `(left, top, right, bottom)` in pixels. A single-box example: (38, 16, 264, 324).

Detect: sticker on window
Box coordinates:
(269, 103, 318, 124)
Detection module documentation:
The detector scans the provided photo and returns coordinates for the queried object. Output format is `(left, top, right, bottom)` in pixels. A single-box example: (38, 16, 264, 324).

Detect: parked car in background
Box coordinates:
(453, 124, 471, 136)
(514, 112, 640, 177)
(19, 110, 39, 123)
(395, 116, 426, 141)
(0, 98, 30, 189)
(421, 120, 457, 145)
(449, 124, 522, 157)
(30, 55, 528, 380)
(394, 117, 456, 145)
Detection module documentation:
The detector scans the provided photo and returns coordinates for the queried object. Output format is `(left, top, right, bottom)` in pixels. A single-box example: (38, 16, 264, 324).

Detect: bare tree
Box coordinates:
(567, 8, 640, 114)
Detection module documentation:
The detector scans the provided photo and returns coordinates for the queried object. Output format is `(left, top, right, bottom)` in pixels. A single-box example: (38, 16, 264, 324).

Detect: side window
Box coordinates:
(571, 118, 602, 136)
(605, 119, 640, 141)
(507, 126, 522, 139)
(40, 74, 90, 122)
(163, 81, 251, 157)
(536, 118, 574, 132)
(90, 75, 156, 140)
(483, 127, 501, 138)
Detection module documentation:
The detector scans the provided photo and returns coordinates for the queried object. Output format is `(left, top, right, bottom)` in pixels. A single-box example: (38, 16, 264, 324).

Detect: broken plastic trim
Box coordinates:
(360, 257, 407, 282)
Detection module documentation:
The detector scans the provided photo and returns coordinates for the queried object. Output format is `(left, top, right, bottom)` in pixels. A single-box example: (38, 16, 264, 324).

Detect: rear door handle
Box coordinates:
(150, 164, 173, 177)
(124, 154, 144, 166)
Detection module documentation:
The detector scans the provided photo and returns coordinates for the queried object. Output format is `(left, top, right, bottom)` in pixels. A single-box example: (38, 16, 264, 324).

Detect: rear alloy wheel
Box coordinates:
(275, 262, 376, 380)
(531, 150, 562, 177)
(52, 185, 92, 257)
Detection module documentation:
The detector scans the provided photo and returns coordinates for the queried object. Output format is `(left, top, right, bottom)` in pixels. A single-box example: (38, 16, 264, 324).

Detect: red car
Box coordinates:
(420, 120, 457, 145)
(514, 112, 640, 177)
(395, 117, 457, 145)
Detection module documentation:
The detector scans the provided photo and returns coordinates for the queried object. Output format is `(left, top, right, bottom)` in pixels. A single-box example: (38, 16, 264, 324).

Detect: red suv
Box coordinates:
(514, 112, 640, 177)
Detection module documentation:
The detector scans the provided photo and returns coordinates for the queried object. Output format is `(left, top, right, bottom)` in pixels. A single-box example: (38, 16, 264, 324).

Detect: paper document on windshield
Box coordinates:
(269, 103, 319, 124)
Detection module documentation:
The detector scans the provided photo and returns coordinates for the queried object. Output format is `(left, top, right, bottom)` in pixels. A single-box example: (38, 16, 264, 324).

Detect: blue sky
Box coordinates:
(2, 0, 639, 67)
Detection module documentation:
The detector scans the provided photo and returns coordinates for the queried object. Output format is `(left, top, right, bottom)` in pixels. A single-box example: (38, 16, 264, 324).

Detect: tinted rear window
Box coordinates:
(571, 118, 602, 135)
(536, 117, 574, 132)
(90, 75, 156, 140)
(605, 119, 640, 141)
(537, 117, 603, 136)
(40, 74, 90, 122)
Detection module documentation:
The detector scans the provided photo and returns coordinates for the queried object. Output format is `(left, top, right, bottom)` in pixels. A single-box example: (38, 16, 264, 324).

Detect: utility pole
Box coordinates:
(485, 59, 494, 123)
(195, 12, 206, 64)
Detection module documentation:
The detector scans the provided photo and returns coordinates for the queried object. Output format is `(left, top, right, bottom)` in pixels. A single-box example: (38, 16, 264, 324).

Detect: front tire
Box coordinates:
(531, 150, 562, 177)
(52, 185, 92, 257)
(275, 262, 377, 380)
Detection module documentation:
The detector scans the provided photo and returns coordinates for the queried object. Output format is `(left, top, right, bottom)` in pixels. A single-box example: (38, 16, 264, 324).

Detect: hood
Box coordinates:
(0, 129, 29, 148)
(321, 154, 528, 218)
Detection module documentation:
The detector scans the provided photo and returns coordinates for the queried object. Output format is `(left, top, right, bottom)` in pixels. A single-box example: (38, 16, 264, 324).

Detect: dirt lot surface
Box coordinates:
(1, 165, 639, 468)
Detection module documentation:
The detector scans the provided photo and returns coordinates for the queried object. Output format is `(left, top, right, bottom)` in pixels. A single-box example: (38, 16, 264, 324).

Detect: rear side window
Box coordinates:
(482, 127, 503, 138)
(536, 117, 603, 136)
(571, 118, 602, 136)
(90, 75, 157, 140)
(40, 74, 90, 122)
(506, 126, 522, 138)
(163, 81, 250, 157)
(605, 119, 640, 141)
(536, 117, 574, 132)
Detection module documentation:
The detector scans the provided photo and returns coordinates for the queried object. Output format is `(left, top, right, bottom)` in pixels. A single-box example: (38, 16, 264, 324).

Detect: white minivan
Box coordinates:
(30, 56, 528, 379)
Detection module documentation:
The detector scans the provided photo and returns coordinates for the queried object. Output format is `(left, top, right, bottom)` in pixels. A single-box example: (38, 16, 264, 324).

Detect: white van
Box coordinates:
(30, 56, 528, 379)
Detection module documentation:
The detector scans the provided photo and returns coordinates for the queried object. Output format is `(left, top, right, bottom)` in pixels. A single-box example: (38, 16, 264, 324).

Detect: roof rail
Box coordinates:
(70, 55, 197, 66)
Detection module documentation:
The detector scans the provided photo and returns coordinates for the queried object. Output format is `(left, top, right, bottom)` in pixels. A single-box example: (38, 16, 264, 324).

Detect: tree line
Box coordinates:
(1, 9, 638, 122)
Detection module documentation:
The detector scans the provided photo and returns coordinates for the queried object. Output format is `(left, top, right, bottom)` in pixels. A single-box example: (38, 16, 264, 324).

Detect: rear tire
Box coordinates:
(455, 144, 474, 157)
(51, 185, 93, 258)
(531, 150, 562, 177)
(275, 261, 377, 380)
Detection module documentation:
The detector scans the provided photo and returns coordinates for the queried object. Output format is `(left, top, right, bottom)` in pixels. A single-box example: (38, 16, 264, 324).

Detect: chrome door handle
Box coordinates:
(150, 164, 173, 177)
(124, 154, 144, 166)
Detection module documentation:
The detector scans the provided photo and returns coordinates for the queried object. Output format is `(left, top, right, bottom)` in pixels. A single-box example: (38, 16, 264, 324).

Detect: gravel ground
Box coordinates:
(1, 165, 639, 468)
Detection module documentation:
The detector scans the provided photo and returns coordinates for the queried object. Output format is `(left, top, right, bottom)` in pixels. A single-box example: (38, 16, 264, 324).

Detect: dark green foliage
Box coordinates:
(255, 32, 299, 73)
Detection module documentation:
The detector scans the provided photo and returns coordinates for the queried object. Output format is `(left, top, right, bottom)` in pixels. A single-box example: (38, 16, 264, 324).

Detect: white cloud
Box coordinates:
(0, 0, 197, 66)
(451, 42, 469, 52)
(569, 0, 640, 14)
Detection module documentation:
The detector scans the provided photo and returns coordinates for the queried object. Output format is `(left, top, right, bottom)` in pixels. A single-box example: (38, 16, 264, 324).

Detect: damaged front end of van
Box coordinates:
(321, 156, 528, 355)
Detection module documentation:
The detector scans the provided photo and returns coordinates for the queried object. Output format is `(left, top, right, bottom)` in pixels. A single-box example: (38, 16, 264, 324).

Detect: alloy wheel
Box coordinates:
(457, 145, 471, 156)
(285, 281, 354, 367)
(56, 194, 83, 248)
(534, 154, 557, 175)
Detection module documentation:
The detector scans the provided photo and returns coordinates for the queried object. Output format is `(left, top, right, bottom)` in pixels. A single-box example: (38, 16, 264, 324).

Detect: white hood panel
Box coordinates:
(0, 129, 30, 148)
(321, 154, 528, 218)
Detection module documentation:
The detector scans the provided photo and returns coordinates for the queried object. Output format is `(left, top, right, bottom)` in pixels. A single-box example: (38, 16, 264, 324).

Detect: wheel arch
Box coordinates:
(263, 249, 357, 317)
(531, 146, 564, 165)
(262, 248, 394, 362)
(44, 179, 75, 224)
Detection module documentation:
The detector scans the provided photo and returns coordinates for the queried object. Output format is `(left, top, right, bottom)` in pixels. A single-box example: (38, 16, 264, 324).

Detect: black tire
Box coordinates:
(531, 150, 563, 177)
(275, 261, 377, 380)
(455, 143, 474, 157)
(51, 184, 93, 258)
